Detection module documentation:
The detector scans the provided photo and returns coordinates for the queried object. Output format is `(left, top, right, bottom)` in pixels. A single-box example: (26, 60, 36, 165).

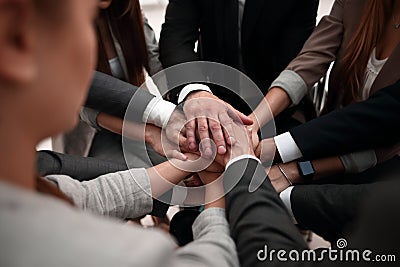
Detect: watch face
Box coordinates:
(298, 161, 314, 176)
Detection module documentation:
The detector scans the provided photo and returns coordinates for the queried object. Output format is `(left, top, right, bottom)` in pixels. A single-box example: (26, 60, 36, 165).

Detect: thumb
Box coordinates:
(226, 104, 253, 125)
(238, 111, 254, 125)
(247, 128, 255, 154)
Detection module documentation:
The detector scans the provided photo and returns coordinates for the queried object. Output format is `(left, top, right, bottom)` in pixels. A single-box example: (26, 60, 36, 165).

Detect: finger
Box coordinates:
(185, 119, 198, 151)
(205, 161, 225, 173)
(255, 142, 262, 158)
(165, 111, 186, 144)
(208, 117, 226, 155)
(166, 149, 188, 161)
(247, 127, 254, 152)
(226, 104, 253, 125)
(184, 175, 203, 187)
(219, 111, 235, 145)
(178, 132, 190, 153)
(237, 111, 254, 125)
(197, 116, 212, 157)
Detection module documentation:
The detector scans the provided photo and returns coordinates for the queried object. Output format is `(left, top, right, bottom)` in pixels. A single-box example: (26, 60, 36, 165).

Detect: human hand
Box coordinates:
(183, 91, 253, 157)
(266, 166, 291, 193)
(255, 138, 277, 163)
(164, 109, 190, 151)
(183, 174, 203, 187)
(248, 125, 260, 152)
(197, 171, 225, 209)
(145, 124, 188, 161)
(214, 122, 255, 167)
(266, 162, 300, 193)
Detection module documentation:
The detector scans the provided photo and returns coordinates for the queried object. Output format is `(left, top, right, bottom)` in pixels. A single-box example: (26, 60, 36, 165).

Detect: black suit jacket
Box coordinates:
(226, 158, 400, 267)
(225, 82, 400, 266)
(290, 81, 400, 160)
(290, 155, 400, 243)
(159, 0, 318, 101)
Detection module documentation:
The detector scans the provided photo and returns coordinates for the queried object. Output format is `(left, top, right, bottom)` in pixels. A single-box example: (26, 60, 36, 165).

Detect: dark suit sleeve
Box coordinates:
(291, 183, 375, 243)
(290, 81, 400, 160)
(159, 0, 200, 68)
(84, 71, 155, 123)
(158, 0, 203, 103)
(225, 158, 307, 267)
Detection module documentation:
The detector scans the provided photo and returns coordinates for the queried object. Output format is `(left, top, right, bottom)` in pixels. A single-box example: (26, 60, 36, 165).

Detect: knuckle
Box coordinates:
(185, 124, 195, 131)
(221, 118, 233, 126)
(210, 124, 221, 132)
(198, 125, 208, 132)
(209, 123, 221, 131)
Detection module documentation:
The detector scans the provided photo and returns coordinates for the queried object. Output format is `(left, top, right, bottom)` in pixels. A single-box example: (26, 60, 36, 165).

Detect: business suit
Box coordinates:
(280, 0, 400, 111)
(159, 0, 319, 102)
(225, 158, 400, 267)
(85, 71, 155, 123)
(289, 81, 400, 160)
(46, 72, 170, 215)
(272, 81, 400, 243)
(83, 72, 166, 166)
(53, 71, 157, 156)
(225, 82, 400, 266)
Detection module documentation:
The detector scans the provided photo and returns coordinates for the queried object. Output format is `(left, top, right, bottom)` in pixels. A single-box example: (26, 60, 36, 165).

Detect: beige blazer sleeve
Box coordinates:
(270, 0, 347, 105)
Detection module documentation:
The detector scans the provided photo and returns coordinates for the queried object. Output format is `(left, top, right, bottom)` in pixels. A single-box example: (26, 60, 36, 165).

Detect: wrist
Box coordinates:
(204, 197, 225, 209)
(178, 83, 212, 104)
(186, 90, 213, 100)
(225, 154, 261, 170)
(248, 113, 261, 131)
(284, 161, 302, 183)
(144, 124, 158, 145)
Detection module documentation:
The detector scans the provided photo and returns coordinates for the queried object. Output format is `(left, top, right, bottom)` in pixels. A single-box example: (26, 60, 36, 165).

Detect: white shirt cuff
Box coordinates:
(279, 186, 297, 224)
(177, 83, 213, 104)
(225, 154, 262, 170)
(142, 97, 176, 128)
(274, 132, 303, 163)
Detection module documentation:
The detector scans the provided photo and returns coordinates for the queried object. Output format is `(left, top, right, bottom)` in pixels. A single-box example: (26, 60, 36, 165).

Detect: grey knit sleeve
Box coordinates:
(46, 168, 153, 219)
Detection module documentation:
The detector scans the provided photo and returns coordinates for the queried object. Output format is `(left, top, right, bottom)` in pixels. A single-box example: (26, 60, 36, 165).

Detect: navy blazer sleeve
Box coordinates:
(289, 81, 400, 160)
(84, 71, 155, 123)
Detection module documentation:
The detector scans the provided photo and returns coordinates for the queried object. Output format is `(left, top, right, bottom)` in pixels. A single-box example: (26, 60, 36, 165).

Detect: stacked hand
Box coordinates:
(145, 91, 281, 207)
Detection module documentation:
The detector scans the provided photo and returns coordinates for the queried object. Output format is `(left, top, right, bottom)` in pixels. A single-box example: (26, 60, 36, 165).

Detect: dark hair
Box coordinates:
(337, 0, 392, 105)
(96, 0, 149, 86)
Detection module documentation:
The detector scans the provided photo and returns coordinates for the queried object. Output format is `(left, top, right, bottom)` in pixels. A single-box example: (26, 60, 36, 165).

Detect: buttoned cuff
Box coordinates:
(269, 70, 307, 106)
(279, 186, 297, 224)
(225, 154, 262, 170)
(142, 97, 176, 127)
(177, 83, 213, 104)
(274, 132, 303, 163)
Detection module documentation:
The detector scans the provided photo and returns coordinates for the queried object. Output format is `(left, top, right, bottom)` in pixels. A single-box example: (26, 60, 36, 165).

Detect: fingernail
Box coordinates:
(229, 137, 236, 144)
(181, 154, 188, 161)
(218, 146, 226, 154)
